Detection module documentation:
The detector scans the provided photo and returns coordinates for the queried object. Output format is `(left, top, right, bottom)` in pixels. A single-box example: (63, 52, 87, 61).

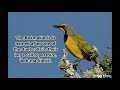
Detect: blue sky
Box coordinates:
(8, 12, 112, 78)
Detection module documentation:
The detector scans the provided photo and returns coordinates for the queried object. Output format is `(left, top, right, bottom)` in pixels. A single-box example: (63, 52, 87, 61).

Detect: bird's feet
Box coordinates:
(73, 60, 83, 74)
(73, 60, 79, 71)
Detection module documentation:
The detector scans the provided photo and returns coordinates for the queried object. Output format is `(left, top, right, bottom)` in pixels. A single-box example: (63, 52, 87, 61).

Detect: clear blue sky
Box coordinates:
(8, 12, 112, 78)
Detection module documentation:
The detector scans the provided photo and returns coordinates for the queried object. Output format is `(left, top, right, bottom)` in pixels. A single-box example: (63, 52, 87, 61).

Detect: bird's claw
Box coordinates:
(73, 60, 80, 70)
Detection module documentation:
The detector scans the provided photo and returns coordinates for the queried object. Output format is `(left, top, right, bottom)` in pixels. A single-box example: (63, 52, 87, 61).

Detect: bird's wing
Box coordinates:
(73, 34, 92, 59)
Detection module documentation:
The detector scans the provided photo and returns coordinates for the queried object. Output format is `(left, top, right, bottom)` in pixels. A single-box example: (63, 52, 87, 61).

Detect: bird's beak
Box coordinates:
(53, 24, 65, 35)
(52, 25, 60, 28)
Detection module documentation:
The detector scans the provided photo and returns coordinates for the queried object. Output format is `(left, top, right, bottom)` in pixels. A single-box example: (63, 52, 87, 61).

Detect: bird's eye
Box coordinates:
(62, 25, 65, 27)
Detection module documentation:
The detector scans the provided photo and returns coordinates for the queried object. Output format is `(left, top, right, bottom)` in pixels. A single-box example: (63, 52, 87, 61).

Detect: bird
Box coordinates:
(53, 23, 99, 70)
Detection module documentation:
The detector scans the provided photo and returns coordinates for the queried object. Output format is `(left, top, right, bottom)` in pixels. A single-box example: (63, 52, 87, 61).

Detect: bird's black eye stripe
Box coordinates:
(60, 25, 65, 28)
(62, 26, 66, 30)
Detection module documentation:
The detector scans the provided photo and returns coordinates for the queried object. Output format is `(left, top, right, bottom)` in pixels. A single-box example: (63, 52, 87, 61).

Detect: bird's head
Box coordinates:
(53, 23, 76, 35)
(53, 24, 67, 34)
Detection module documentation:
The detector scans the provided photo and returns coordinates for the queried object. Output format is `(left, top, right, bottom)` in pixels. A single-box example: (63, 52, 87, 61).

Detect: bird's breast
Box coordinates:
(65, 36, 84, 59)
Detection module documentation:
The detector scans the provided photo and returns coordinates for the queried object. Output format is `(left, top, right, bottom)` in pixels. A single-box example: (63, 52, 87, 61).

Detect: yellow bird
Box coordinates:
(53, 24, 99, 69)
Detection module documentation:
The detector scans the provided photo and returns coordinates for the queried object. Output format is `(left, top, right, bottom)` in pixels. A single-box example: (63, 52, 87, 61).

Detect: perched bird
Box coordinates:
(53, 24, 99, 69)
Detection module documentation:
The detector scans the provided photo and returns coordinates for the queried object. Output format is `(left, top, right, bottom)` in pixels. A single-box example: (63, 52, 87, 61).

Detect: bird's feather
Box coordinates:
(72, 34, 92, 60)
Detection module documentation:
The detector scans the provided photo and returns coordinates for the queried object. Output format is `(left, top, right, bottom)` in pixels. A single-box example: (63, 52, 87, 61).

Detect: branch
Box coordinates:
(58, 48, 81, 78)
(58, 46, 112, 78)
